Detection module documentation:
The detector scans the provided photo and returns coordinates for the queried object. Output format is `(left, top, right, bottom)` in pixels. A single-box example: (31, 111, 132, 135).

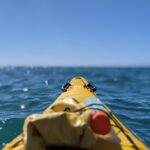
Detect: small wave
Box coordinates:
(0, 67, 150, 148)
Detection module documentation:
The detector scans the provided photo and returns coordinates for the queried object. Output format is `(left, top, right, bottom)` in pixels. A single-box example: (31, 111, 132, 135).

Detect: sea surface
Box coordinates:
(0, 67, 150, 149)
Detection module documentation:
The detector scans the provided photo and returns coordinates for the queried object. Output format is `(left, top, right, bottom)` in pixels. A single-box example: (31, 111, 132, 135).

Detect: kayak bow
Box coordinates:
(3, 77, 149, 150)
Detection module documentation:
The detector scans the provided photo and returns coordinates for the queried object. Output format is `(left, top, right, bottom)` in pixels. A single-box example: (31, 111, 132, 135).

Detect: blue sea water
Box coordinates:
(0, 67, 150, 149)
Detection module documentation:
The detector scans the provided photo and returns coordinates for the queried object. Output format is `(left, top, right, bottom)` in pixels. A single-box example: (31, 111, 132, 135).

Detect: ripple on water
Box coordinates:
(0, 67, 150, 149)
(0, 118, 24, 148)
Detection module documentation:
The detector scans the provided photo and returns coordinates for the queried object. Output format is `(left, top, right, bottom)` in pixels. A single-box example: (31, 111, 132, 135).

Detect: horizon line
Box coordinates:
(0, 65, 150, 68)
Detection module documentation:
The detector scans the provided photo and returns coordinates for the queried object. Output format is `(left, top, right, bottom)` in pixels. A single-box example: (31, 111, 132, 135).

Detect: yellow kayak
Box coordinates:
(3, 77, 149, 150)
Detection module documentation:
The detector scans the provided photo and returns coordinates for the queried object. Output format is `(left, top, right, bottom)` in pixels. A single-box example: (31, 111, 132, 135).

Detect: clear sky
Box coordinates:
(0, 0, 150, 66)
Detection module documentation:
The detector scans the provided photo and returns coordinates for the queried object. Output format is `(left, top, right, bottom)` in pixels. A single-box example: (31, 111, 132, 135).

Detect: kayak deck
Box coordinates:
(3, 77, 149, 150)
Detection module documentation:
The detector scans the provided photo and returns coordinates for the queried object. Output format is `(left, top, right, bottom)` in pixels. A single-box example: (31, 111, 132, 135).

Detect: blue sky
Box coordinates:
(0, 0, 150, 66)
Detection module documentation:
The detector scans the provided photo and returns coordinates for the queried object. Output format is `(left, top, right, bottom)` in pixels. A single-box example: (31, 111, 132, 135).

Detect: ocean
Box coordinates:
(0, 67, 150, 148)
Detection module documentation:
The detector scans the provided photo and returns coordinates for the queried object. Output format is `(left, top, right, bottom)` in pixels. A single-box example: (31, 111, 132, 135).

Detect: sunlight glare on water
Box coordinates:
(0, 67, 150, 148)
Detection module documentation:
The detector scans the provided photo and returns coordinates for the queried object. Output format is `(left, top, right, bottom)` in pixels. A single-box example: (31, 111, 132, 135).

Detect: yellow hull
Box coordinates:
(3, 77, 149, 150)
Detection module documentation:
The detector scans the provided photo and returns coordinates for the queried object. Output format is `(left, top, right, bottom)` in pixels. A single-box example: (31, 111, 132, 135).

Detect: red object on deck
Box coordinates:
(90, 111, 111, 135)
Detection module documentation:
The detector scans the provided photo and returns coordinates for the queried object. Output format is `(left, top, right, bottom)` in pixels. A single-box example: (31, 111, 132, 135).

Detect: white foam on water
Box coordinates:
(44, 80, 49, 86)
(20, 104, 25, 109)
(1, 119, 5, 124)
(2, 143, 6, 146)
(23, 88, 29, 92)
